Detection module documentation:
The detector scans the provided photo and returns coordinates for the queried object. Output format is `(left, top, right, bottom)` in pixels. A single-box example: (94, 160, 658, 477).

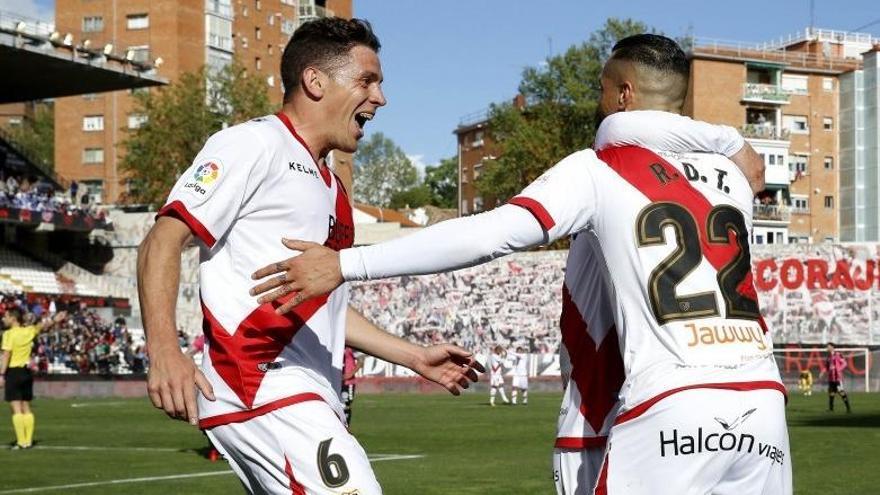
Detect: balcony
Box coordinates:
(753, 204, 790, 223)
(742, 83, 791, 104)
(739, 124, 790, 141)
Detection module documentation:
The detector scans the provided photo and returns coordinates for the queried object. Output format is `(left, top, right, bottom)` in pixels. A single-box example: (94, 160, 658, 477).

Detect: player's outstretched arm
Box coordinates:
(250, 204, 546, 314)
(344, 307, 484, 395)
(138, 217, 215, 425)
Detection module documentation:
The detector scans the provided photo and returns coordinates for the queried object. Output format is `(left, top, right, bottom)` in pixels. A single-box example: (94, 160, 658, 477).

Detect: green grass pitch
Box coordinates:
(0, 391, 877, 494)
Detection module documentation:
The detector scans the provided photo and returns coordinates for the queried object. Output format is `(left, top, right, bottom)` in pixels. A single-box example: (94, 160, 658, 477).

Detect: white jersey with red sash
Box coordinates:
(158, 113, 355, 428)
(511, 146, 784, 419)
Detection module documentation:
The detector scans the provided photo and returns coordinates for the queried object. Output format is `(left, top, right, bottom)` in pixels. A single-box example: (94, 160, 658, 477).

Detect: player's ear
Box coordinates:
(301, 66, 325, 100)
(619, 80, 635, 111)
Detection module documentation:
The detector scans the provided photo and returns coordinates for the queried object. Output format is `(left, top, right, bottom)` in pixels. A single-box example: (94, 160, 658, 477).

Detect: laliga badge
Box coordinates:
(183, 159, 223, 198)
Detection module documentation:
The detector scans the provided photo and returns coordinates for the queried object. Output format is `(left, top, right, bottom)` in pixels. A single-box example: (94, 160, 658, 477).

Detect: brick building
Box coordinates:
(687, 29, 875, 244)
(52, 0, 351, 204)
(455, 29, 879, 245)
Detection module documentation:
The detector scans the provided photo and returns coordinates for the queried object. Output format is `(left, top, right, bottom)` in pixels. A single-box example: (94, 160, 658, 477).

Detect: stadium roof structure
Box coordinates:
(0, 17, 166, 103)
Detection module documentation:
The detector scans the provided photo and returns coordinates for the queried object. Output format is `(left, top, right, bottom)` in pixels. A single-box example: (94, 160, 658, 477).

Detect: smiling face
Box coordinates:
(322, 45, 386, 153)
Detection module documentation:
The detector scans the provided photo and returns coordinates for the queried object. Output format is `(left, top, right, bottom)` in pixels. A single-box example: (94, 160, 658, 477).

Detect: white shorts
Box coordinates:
(512, 375, 528, 389)
(490, 375, 505, 387)
(207, 399, 382, 494)
(595, 387, 791, 495)
(553, 446, 605, 495)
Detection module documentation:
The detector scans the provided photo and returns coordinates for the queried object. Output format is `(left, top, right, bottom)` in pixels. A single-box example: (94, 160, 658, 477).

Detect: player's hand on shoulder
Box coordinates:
(412, 344, 485, 396)
(250, 238, 344, 315)
(147, 344, 215, 425)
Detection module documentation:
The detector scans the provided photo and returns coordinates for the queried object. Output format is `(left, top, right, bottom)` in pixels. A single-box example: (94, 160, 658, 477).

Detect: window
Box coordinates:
(781, 74, 808, 94)
(207, 16, 233, 51)
(126, 45, 151, 63)
(823, 78, 834, 91)
(755, 234, 764, 244)
(7, 117, 22, 126)
(792, 196, 809, 213)
(768, 154, 776, 165)
(83, 115, 104, 132)
(474, 196, 484, 212)
(824, 156, 833, 170)
(267, 14, 275, 26)
(126, 14, 149, 30)
(255, 57, 261, 71)
(82, 93, 99, 100)
(783, 115, 809, 134)
(824, 196, 834, 209)
(243, 6, 249, 17)
(81, 180, 104, 204)
(128, 114, 147, 129)
(281, 20, 296, 35)
(240, 36, 248, 49)
(255, 27, 261, 40)
(473, 130, 484, 147)
(256, 0, 262, 10)
(83, 148, 104, 164)
(823, 117, 833, 131)
(789, 154, 808, 174)
(268, 44, 273, 55)
(267, 75, 275, 87)
(130, 87, 149, 96)
(82, 16, 103, 32)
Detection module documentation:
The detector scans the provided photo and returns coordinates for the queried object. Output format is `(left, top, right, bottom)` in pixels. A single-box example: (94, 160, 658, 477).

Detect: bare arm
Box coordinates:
(0, 350, 10, 387)
(138, 216, 214, 424)
(345, 307, 483, 395)
(36, 311, 68, 334)
(729, 142, 765, 194)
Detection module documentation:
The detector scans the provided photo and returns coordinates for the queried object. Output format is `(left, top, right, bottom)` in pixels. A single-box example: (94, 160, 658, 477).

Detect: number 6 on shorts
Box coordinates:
(318, 438, 350, 488)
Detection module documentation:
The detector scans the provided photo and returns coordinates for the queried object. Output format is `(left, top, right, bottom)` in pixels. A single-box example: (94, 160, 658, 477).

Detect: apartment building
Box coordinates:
(687, 29, 876, 244)
(840, 47, 880, 241)
(53, 0, 350, 204)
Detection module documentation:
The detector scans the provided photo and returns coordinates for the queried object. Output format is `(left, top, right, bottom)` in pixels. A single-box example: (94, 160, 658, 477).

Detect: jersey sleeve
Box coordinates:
(594, 110, 745, 157)
(156, 125, 270, 248)
(1, 330, 10, 351)
(508, 149, 600, 241)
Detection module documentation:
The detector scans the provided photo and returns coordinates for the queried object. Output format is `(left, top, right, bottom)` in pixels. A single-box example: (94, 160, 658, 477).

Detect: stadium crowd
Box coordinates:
(0, 171, 107, 222)
(349, 252, 567, 353)
(0, 291, 150, 375)
(756, 243, 880, 345)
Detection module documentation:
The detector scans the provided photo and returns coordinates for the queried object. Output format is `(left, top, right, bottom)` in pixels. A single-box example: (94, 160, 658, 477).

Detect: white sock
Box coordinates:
(512, 389, 518, 404)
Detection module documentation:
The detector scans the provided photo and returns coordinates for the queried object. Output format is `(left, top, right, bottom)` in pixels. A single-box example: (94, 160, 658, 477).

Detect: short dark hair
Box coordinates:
(610, 34, 689, 79)
(5, 307, 22, 323)
(280, 17, 381, 102)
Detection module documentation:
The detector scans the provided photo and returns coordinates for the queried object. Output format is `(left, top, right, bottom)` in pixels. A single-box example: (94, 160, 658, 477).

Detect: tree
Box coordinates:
(3, 102, 54, 174)
(390, 184, 433, 210)
(477, 18, 652, 203)
(423, 156, 458, 208)
(120, 61, 273, 205)
(352, 132, 418, 208)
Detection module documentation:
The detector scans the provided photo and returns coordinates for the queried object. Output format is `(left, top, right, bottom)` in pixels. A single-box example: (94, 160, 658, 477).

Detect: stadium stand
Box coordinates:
(0, 290, 150, 374)
(0, 246, 98, 295)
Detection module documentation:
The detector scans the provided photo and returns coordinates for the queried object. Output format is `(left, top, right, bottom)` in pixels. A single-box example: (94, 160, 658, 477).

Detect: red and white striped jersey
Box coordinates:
(157, 113, 354, 428)
(512, 146, 783, 447)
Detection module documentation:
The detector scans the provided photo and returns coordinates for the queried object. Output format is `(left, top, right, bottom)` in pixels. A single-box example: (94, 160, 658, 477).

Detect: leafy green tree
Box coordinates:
(423, 156, 458, 208)
(390, 184, 433, 210)
(120, 61, 273, 205)
(2, 102, 54, 174)
(477, 18, 652, 203)
(353, 132, 418, 208)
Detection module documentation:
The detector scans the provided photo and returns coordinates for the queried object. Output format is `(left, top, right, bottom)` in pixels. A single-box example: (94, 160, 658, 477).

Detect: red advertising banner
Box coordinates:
(752, 243, 879, 345)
